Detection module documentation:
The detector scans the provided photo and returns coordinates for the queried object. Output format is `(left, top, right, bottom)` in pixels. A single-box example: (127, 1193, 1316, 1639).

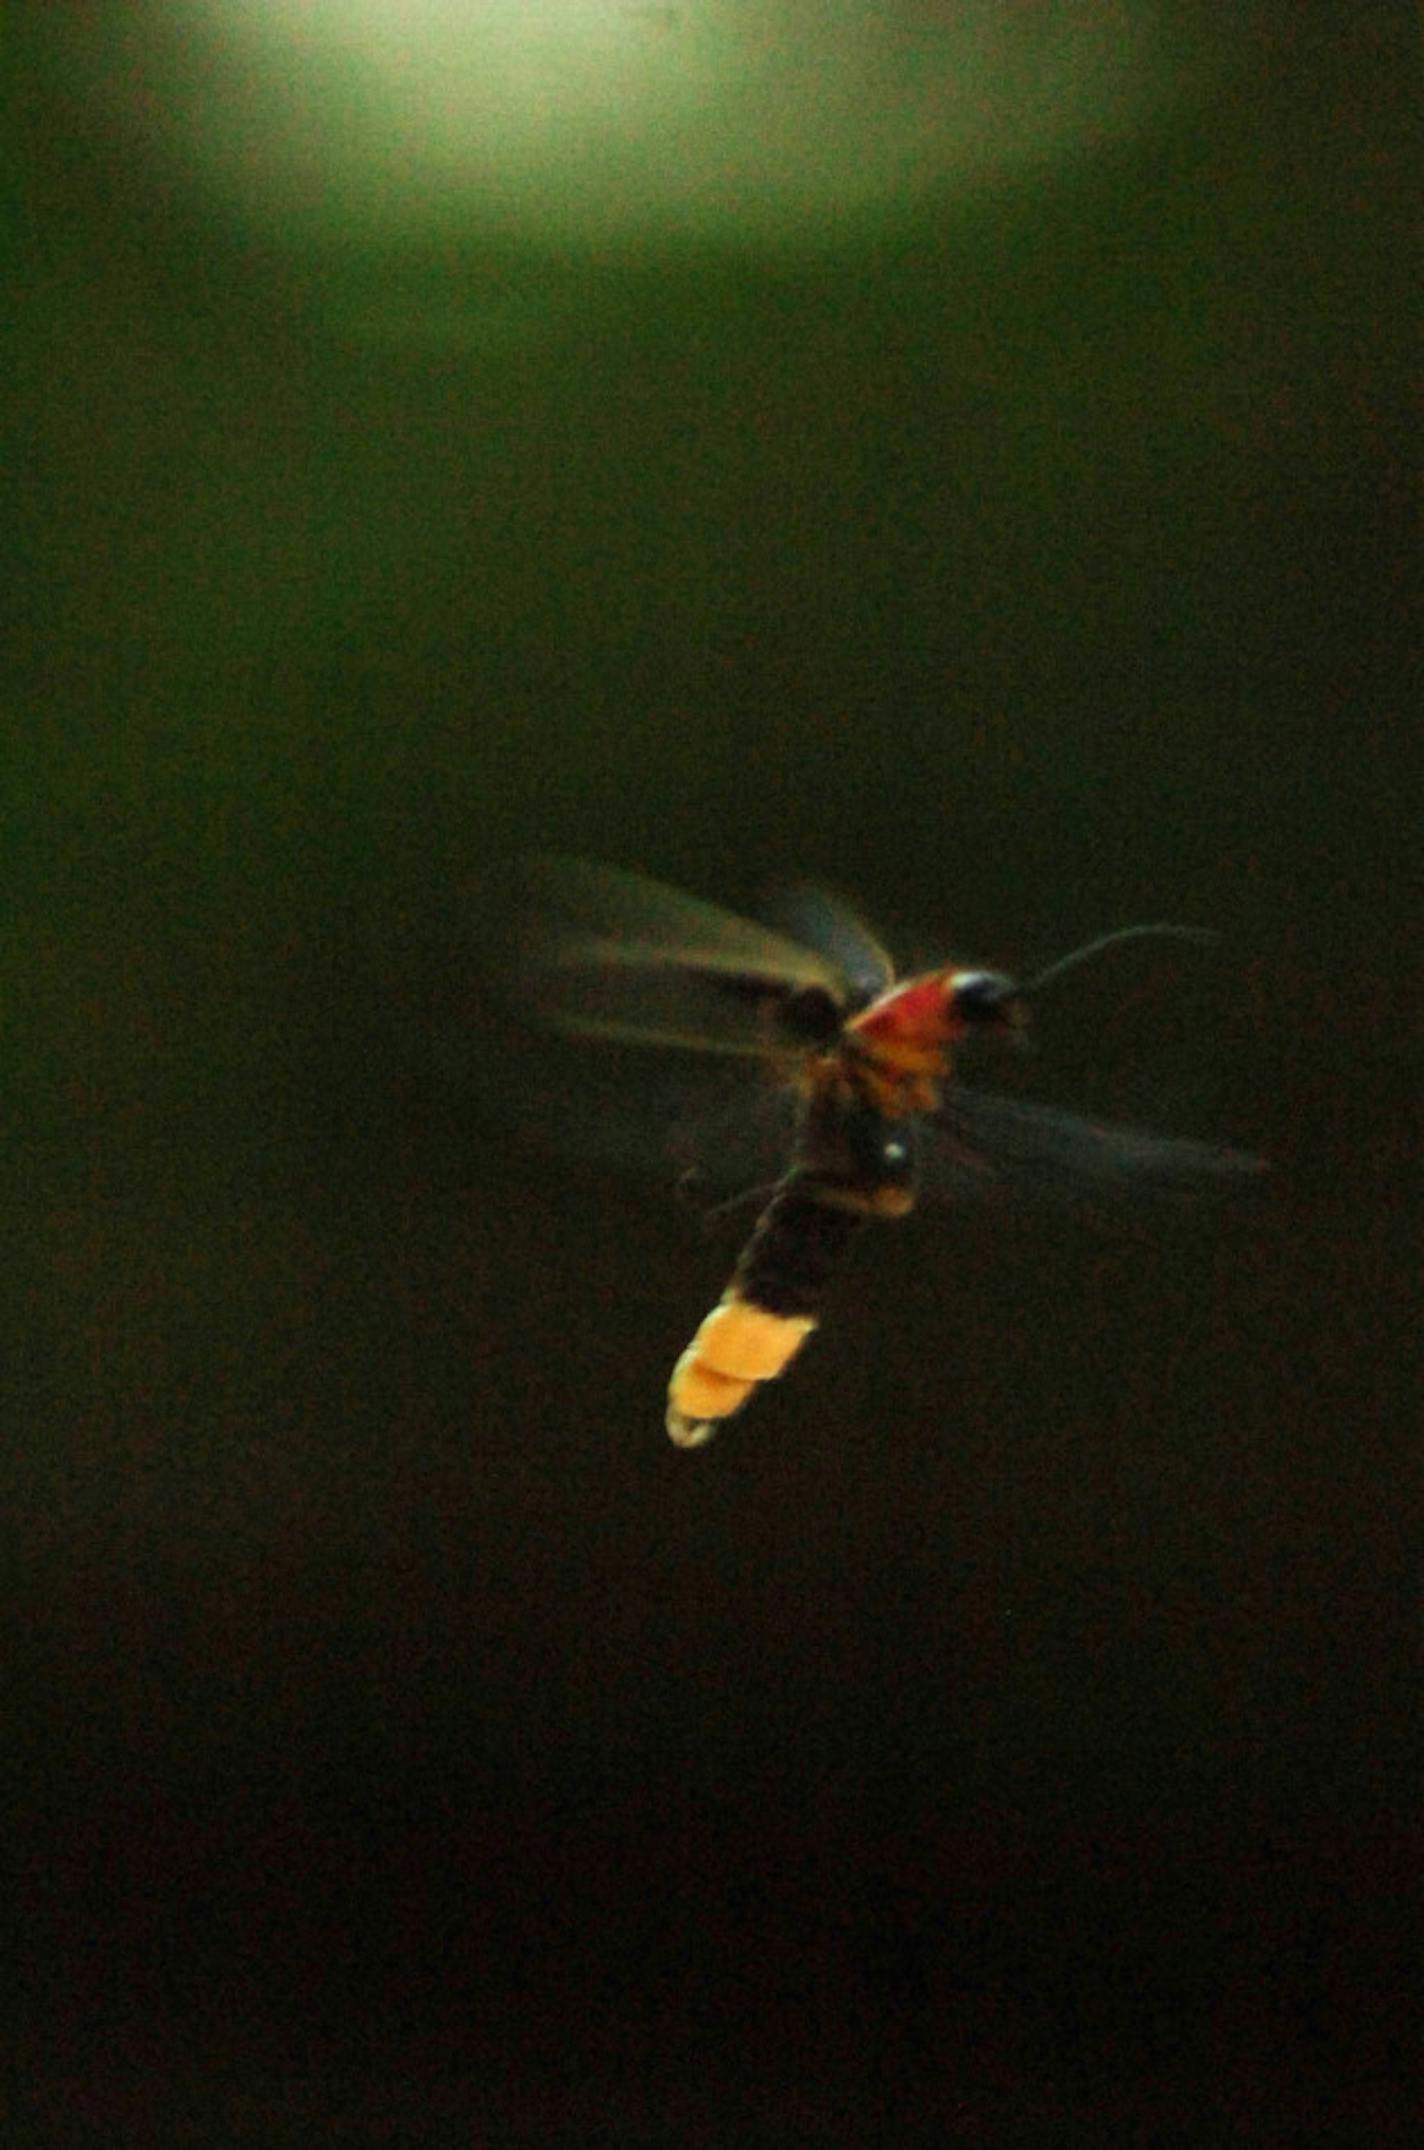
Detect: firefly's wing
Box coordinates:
(761, 883, 897, 1010)
(516, 856, 851, 1057)
(926, 1086, 1268, 1208)
(497, 1041, 800, 1191)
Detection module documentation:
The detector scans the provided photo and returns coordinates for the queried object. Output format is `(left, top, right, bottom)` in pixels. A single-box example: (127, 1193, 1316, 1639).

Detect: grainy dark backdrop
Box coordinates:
(7, 7, 1418, 2141)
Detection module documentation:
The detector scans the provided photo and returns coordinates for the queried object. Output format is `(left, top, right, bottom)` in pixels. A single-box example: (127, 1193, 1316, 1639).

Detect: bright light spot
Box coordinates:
(93, 2, 1248, 245)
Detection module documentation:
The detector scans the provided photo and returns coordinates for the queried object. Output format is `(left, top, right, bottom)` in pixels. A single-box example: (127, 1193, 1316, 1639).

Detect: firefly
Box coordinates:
(515, 858, 1263, 1449)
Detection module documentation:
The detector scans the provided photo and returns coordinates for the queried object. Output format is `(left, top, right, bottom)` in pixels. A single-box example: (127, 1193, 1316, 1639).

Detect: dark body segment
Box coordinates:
(665, 1089, 916, 1448)
(729, 1180, 867, 1319)
(510, 857, 1263, 1451)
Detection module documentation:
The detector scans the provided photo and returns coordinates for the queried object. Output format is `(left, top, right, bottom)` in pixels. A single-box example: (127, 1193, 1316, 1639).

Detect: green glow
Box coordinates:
(154, 0, 1225, 244)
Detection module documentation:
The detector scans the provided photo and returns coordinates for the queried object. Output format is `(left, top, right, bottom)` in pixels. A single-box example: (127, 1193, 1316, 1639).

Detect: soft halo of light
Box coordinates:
(131, 0, 1248, 245)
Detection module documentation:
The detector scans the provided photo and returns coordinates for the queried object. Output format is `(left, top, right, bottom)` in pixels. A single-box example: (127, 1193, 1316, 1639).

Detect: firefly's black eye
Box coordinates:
(953, 970, 1026, 1028)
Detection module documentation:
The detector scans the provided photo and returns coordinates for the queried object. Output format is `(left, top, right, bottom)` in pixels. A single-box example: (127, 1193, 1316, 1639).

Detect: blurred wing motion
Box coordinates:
(930, 1087, 1268, 1209)
(760, 880, 896, 1007)
(509, 855, 1264, 1207)
(503, 855, 1265, 1447)
(517, 854, 851, 1057)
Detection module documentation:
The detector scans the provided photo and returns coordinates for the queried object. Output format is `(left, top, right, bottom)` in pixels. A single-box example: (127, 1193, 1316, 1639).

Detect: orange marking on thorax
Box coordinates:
(849, 973, 956, 1056)
(846, 972, 960, 1112)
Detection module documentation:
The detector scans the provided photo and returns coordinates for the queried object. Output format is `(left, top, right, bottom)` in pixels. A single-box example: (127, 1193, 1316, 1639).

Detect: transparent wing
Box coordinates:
(515, 856, 850, 1056)
(502, 1061, 1264, 1213)
(927, 1086, 1268, 1209)
(498, 1039, 798, 1192)
(496, 858, 1265, 1212)
(761, 882, 896, 1009)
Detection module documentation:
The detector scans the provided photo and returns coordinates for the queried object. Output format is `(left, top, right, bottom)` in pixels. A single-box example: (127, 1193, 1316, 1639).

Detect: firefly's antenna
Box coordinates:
(1024, 923, 1217, 996)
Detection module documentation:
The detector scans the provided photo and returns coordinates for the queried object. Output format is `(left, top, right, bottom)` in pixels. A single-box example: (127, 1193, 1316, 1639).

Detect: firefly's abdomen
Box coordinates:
(665, 1180, 867, 1448)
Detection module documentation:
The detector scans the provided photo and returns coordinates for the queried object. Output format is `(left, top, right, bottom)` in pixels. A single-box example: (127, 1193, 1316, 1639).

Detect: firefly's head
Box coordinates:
(949, 922, 1220, 1043)
(949, 969, 1030, 1039)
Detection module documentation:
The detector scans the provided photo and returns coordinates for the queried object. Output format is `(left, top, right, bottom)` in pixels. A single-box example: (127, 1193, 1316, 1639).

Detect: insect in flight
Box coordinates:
(515, 858, 1264, 1450)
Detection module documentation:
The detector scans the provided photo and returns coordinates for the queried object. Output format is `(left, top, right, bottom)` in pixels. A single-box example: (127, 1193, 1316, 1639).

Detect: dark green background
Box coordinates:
(8, 11, 1418, 2142)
